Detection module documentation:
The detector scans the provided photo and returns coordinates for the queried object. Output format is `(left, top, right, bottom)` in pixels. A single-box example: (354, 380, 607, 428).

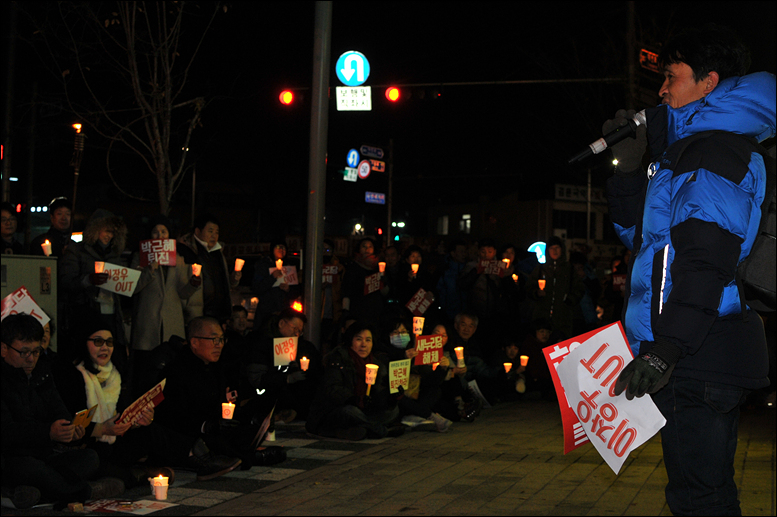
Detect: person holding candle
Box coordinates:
(306, 322, 404, 441)
(488, 339, 528, 401)
(519, 319, 555, 400)
(59, 209, 130, 375)
(30, 197, 76, 259)
(526, 236, 585, 341)
(251, 240, 303, 329)
(130, 216, 202, 396)
(429, 322, 480, 423)
(177, 214, 240, 324)
(341, 238, 387, 327)
(395, 245, 436, 310)
(497, 244, 526, 341)
(321, 239, 346, 356)
(51, 323, 180, 489)
(1, 202, 24, 255)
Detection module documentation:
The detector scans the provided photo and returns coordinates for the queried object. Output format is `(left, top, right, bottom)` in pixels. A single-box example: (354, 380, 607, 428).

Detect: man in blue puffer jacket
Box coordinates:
(605, 24, 775, 515)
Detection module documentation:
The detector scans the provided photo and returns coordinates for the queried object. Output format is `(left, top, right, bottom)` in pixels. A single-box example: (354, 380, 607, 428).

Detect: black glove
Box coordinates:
(190, 275, 202, 287)
(613, 340, 681, 400)
(89, 272, 109, 286)
(602, 109, 647, 173)
(287, 370, 306, 384)
(396, 385, 405, 396)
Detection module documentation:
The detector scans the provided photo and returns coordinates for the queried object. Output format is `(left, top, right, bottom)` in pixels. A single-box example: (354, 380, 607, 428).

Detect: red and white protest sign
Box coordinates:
(270, 265, 299, 286)
(116, 379, 166, 425)
(388, 359, 411, 394)
(323, 264, 339, 284)
(363, 272, 382, 295)
(478, 260, 507, 277)
(138, 239, 177, 267)
(413, 334, 444, 365)
(405, 288, 433, 316)
(555, 322, 666, 474)
(273, 336, 298, 366)
(99, 263, 141, 297)
(1, 286, 50, 326)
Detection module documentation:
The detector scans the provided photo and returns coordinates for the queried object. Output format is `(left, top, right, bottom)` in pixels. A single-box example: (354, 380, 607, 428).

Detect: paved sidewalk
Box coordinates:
(198, 400, 776, 516)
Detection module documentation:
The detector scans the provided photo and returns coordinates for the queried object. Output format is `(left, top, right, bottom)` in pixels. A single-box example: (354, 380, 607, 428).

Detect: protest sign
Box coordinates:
(72, 405, 98, 428)
(543, 326, 604, 453)
(405, 288, 433, 316)
(83, 499, 178, 515)
(1, 286, 51, 326)
(478, 260, 507, 277)
(413, 334, 444, 366)
(99, 263, 141, 297)
(273, 336, 298, 366)
(116, 379, 166, 425)
(363, 272, 382, 295)
(556, 322, 666, 474)
(270, 265, 299, 287)
(388, 359, 411, 394)
(138, 239, 177, 267)
(322, 264, 339, 283)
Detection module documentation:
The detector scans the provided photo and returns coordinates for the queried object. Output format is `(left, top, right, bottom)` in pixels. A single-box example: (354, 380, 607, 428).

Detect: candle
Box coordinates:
(520, 355, 529, 367)
(412, 316, 424, 336)
(454, 347, 465, 368)
(221, 402, 235, 420)
(504, 362, 512, 373)
(276, 259, 283, 271)
(250, 297, 258, 309)
(192, 263, 202, 276)
(378, 261, 386, 273)
(411, 263, 419, 274)
(502, 258, 511, 267)
(152, 475, 168, 501)
(300, 356, 310, 371)
(512, 274, 519, 282)
(94, 261, 105, 274)
(235, 258, 245, 271)
(365, 364, 379, 395)
(41, 240, 52, 256)
(538, 279, 546, 290)
(432, 362, 440, 371)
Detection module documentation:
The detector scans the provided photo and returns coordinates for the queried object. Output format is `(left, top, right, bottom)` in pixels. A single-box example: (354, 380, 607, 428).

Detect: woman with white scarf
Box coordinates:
(52, 325, 177, 488)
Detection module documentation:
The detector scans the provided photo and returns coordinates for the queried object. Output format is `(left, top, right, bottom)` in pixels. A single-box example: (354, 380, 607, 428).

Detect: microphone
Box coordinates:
(568, 110, 646, 164)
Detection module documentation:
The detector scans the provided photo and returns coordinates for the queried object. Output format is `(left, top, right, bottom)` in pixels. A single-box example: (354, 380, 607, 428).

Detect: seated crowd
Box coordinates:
(2, 202, 616, 509)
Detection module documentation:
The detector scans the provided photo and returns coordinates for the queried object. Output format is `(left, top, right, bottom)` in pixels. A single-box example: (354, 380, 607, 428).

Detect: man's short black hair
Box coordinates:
(478, 238, 496, 250)
(1, 314, 44, 345)
(192, 214, 220, 232)
(231, 305, 248, 317)
(187, 316, 221, 341)
(658, 23, 751, 82)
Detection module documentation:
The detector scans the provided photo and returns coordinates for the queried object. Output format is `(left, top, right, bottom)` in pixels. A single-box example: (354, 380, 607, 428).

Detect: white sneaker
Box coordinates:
(430, 412, 453, 433)
(401, 415, 427, 427)
(516, 377, 526, 394)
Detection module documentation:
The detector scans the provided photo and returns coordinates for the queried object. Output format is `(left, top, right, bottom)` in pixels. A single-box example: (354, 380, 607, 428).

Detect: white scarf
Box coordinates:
(76, 361, 122, 444)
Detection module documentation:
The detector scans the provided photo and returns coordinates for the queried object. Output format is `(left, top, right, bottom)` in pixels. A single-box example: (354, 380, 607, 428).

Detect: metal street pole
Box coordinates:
(303, 1, 332, 349)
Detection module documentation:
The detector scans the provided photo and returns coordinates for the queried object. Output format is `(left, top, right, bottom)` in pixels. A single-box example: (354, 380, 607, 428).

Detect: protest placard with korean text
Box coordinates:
(116, 379, 166, 425)
(1, 286, 51, 326)
(363, 272, 382, 295)
(323, 265, 339, 284)
(478, 260, 507, 277)
(405, 288, 433, 316)
(138, 239, 177, 267)
(99, 263, 141, 297)
(389, 359, 411, 394)
(270, 265, 299, 287)
(413, 334, 444, 366)
(273, 336, 298, 366)
(556, 322, 666, 474)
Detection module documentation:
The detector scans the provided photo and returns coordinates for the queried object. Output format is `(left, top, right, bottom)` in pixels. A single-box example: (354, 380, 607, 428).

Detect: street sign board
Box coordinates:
(336, 86, 372, 111)
(343, 167, 358, 182)
(365, 192, 386, 205)
(335, 51, 371, 86)
(357, 160, 372, 179)
(369, 159, 385, 173)
(347, 149, 360, 168)
(360, 145, 384, 159)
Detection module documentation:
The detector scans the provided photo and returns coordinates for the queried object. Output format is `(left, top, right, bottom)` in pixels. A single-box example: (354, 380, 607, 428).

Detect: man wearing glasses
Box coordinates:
(1, 314, 114, 507)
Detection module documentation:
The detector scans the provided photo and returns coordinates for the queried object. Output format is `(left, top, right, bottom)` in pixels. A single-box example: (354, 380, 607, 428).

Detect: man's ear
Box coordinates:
(704, 71, 720, 95)
(1, 342, 7, 359)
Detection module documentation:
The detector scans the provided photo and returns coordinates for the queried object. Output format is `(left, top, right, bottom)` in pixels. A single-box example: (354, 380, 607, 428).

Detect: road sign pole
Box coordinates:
(387, 138, 393, 245)
(304, 0, 331, 350)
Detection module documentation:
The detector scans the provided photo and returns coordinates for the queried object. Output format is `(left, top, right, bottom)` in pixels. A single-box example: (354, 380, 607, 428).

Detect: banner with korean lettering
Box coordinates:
(1, 286, 51, 326)
(413, 335, 444, 365)
(363, 272, 382, 295)
(555, 322, 666, 474)
(273, 336, 298, 367)
(323, 265, 339, 284)
(99, 263, 141, 297)
(388, 359, 411, 394)
(405, 288, 433, 316)
(478, 260, 506, 277)
(270, 265, 299, 287)
(138, 239, 177, 267)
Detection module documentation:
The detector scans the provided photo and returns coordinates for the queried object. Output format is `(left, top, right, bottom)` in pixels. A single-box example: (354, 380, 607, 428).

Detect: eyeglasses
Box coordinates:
(88, 337, 114, 348)
(7, 344, 44, 359)
(192, 335, 226, 346)
(282, 321, 303, 336)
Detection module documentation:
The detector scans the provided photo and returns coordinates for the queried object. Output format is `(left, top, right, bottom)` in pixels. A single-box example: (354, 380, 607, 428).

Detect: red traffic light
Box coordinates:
(385, 87, 400, 102)
(279, 90, 294, 105)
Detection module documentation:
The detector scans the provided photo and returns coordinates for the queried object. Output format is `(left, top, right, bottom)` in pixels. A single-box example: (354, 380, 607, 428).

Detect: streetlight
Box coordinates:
(70, 123, 85, 232)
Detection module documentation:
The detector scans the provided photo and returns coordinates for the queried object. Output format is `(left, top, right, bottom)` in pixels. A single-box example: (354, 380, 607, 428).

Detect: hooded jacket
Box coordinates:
(606, 72, 775, 389)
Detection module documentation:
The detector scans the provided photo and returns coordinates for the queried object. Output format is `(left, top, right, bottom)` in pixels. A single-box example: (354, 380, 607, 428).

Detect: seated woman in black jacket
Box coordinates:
(51, 323, 179, 488)
(305, 322, 403, 441)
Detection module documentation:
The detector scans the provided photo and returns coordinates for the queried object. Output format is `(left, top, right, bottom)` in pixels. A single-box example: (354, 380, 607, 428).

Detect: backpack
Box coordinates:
(737, 143, 776, 313)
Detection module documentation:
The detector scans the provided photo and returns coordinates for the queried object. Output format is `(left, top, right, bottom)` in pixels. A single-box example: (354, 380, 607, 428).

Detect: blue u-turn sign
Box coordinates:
(336, 51, 371, 86)
(346, 149, 360, 168)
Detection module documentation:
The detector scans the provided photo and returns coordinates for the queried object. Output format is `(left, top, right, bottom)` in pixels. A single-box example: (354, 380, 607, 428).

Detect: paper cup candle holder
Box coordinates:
(94, 261, 105, 273)
(222, 402, 235, 420)
(41, 240, 52, 256)
(300, 357, 310, 371)
(520, 355, 529, 366)
(454, 347, 465, 368)
(192, 263, 202, 276)
(235, 258, 245, 271)
(412, 317, 425, 336)
(365, 364, 379, 395)
(378, 261, 386, 273)
(504, 362, 512, 373)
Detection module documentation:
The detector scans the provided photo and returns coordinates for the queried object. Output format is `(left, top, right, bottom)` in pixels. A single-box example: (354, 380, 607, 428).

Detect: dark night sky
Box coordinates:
(4, 1, 776, 241)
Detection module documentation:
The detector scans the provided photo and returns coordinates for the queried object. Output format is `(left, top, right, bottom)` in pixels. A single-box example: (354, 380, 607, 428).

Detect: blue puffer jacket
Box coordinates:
(607, 72, 775, 389)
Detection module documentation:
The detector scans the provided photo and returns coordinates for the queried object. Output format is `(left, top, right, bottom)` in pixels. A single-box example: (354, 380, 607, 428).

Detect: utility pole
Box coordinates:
(2, 2, 17, 203)
(627, 1, 636, 110)
(303, 1, 332, 349)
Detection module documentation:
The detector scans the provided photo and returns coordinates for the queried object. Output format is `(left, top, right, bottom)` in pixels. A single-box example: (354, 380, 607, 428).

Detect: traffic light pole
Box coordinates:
(303, 1, 332, 350)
